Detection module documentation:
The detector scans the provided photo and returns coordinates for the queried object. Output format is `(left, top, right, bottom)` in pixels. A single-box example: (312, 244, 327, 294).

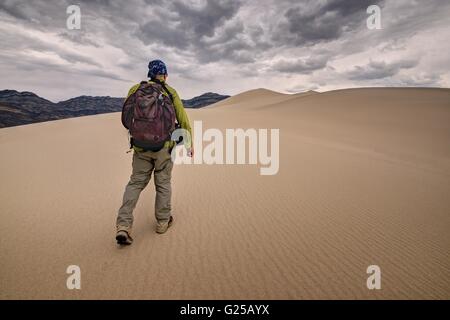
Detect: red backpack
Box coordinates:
(122, 81, 176, 151)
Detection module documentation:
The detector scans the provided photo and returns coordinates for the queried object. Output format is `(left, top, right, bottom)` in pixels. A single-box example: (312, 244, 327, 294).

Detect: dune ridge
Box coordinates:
(1, 87, 449, 299)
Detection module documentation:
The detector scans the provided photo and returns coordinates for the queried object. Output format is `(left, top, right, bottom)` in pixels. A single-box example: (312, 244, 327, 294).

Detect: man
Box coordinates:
(116, 59, 193, 245)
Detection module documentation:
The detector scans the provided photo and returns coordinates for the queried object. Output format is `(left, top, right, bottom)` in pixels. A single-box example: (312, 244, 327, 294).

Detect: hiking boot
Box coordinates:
(156, 216, 173, 234)
(116, 225, 133, 245)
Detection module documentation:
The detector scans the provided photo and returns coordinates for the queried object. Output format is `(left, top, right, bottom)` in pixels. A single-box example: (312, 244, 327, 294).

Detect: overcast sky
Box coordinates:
(1, 0, 449, 101)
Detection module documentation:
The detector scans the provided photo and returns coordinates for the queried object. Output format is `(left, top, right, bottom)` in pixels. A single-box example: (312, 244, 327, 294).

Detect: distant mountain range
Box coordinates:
(0, 90, 230, 128)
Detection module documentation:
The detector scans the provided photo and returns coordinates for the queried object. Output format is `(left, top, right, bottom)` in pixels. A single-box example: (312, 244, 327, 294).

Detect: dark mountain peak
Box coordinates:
(197, 92, 227, 98)
(182, 92, 230, 108)
(59, 95, 123, 104)
(0, 89, 41, 99)
(1, 89, 229, 128)
(0, 89, 54, 110)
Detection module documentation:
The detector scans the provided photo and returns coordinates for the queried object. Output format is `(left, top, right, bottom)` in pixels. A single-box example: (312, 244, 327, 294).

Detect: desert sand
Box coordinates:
(1, 87, 449, 299)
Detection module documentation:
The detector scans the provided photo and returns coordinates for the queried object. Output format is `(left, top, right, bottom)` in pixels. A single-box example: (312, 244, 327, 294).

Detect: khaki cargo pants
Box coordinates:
(116, 147, 173, 228)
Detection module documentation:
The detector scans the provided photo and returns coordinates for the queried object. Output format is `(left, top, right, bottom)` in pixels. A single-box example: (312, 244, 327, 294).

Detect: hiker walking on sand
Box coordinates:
(116, 59, 193, 245)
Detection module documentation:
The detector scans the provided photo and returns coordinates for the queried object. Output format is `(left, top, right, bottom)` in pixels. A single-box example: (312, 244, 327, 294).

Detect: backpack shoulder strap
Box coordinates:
(138, 80, 149, 90)
(150, 79, 174, 103)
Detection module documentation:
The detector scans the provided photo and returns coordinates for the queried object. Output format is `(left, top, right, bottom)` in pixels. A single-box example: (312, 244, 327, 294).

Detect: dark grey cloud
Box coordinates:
(137, 0, 241, 47)
(172, 0, 240, 38)
(136, 0, 251, 64)
(0, 0, 29, 20)
(0, 0, 449, 101)
(275, 0, 384, 46)
(346, 59, 418, 80)
(272, 55, 330, 74)
(139, 19, 191, 50)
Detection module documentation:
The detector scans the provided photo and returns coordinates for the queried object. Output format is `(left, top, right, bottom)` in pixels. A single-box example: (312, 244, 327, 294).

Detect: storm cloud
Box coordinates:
(346, 59, 418, 80)
(0, 0, 449, 101)
(279, 0, 385, 45)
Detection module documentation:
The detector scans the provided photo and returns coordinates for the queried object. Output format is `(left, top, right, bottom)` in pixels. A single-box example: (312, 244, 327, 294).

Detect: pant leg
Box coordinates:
(116, 150, 154, 228)
(153, 147, 174, 222)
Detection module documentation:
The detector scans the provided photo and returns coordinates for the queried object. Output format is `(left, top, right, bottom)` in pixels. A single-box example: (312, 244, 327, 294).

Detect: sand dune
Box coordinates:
(208, 88, 295, 109)
(1, 87, 449, 299)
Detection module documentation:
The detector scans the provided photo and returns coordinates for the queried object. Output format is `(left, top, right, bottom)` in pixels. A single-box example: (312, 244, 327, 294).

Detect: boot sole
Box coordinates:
(116, 233, 133, 245)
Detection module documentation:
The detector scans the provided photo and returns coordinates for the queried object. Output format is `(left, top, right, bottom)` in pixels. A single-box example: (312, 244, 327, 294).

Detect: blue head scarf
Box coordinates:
(148, 59, 168, 79)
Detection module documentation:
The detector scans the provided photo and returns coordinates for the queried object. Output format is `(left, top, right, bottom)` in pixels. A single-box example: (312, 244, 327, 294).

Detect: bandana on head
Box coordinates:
(148, 60, 168, 79)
